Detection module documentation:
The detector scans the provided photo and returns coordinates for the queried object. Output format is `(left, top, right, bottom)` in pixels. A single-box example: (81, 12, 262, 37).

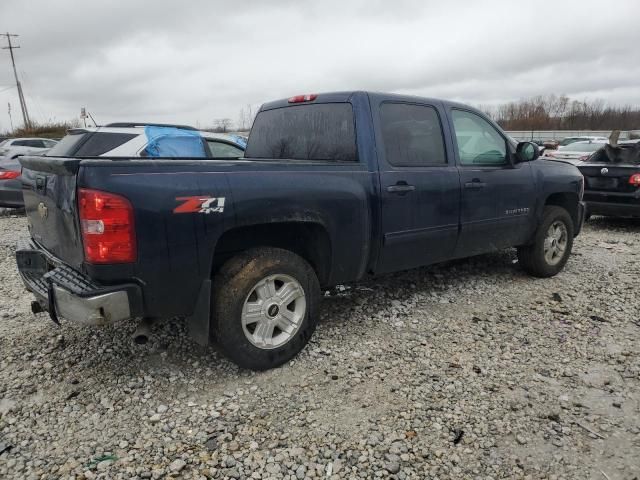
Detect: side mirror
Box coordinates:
(516, 141, 540, 162)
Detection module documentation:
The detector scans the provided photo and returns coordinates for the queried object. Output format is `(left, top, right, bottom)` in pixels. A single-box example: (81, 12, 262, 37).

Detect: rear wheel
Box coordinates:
(212, 247, 320, 370)
(518, 206, 574, 277)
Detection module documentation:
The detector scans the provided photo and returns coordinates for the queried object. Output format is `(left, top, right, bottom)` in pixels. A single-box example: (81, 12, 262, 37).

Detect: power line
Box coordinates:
(1, 33, 31, 129)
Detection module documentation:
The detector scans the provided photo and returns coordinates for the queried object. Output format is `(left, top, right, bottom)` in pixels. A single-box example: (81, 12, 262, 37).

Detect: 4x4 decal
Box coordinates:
(174, 196, 226, 214)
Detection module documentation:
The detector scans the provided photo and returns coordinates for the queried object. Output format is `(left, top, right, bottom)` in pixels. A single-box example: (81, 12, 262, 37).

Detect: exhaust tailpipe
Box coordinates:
(132, 319, 152, 345)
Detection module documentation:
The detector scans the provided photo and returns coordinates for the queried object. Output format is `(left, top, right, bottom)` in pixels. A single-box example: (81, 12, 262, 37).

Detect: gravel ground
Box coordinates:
(0, 212, 639, 480)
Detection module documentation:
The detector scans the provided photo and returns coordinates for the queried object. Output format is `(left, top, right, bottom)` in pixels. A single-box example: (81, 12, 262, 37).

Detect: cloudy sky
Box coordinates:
(1, 0, 639, 131)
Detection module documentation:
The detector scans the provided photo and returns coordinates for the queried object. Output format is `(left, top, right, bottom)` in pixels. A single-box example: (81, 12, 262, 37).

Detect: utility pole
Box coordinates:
(7, 102, 14, 131)
(1, 33, 31, 130)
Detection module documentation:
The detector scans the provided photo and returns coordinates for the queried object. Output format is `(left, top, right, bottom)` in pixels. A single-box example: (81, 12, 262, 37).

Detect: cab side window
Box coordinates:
(451, 110, 507, 166)
(380, 103, 446, 166)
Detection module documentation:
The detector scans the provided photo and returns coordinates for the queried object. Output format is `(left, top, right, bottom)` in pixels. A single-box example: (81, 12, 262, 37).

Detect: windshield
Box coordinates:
(561, 142, 605, 152)
(559, 137, 583, 146)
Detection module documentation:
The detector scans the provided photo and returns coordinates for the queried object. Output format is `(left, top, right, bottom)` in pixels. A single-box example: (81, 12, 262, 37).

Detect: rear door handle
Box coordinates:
(464, 180, 487, 189)
(386, 183, 416, 194)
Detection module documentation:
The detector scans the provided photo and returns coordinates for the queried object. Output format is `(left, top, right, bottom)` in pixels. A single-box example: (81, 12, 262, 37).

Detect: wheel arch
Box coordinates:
(211, 221, 333, 287)
(544, 191, 581, 234)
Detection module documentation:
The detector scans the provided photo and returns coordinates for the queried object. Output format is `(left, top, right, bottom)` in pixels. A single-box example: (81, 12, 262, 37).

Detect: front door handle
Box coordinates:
(386, 182, 416, 194)
(464, 180, 487, 189)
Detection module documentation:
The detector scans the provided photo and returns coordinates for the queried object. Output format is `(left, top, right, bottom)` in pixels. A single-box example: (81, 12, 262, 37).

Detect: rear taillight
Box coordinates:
(288, 94, 318, 103)
(630, 173, 640, 187)
(0, 171, 20, 180)
(78, 188, 136, 264)
(579, 155, 589, 161)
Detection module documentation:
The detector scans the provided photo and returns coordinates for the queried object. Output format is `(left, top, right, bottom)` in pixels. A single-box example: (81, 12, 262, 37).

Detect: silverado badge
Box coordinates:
(37, 202, 48, 219)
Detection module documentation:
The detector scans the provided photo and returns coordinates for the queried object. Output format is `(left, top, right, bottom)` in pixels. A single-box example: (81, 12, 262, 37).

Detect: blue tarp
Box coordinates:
(229, 135, 248, 149)
(144, 126, 206, 157)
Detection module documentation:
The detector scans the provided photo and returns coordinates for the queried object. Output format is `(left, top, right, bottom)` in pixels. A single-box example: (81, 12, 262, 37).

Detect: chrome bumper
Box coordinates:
(16, 238, 143, 326)
(52, 285, 132, 326)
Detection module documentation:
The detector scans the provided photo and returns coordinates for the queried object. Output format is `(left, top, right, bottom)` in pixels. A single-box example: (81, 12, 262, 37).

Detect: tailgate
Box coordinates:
(19, 156, 85, 268)
(579, 164, 640, 193)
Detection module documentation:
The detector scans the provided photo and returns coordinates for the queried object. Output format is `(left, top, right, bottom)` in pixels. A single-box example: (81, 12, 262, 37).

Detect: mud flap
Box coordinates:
(187, 279, 211, 346)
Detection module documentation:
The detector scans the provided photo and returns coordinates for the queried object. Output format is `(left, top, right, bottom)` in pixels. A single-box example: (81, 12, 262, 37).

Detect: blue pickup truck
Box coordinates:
(16, 91, 585, 370)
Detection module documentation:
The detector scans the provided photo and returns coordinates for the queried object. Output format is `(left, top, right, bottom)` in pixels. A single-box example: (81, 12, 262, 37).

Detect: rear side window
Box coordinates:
(245, 103, 357, 161)
(380, 103, 446, 166)
(11, 140, 28, 147)
(46, 132, 88, 156)
(74, 133, 138, 156)
(207, 140, 244, 158)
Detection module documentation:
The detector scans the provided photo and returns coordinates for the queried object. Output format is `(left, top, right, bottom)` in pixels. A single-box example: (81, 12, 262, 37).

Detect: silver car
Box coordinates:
(0, 137, 58, 161)
(544, 140, 607, 165)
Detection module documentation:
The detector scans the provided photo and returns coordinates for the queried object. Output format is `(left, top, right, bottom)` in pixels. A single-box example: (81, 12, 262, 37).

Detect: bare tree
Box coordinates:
(212, 118, 233, 133)
(237, 104, 256, 132)
(490, 94, 640, 130)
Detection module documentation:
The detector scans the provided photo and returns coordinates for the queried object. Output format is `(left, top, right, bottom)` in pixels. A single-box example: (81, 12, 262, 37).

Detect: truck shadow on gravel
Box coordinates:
(586, 216, 640, 232)
(39, 248, 525, 379)
(319, 248, 522, 327)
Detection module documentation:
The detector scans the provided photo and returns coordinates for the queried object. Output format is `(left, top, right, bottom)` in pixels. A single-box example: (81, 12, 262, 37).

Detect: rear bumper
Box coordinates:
(586, 201, 640, 218)
(15, 238, 143, 325)
(584, 191, 640, 218)
(0, 181, 24, 207)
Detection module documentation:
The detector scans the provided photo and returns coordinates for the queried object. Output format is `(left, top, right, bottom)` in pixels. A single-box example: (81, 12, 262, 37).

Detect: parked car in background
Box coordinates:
(0, 138, 58, 160)
(0, 155, 25, 207)
(16, 91, 585, 370)
(579, 137, 640, 219)
(543, 140, 607, 165)
(558, 136, 608, 147)
(45, 123, 246, 158)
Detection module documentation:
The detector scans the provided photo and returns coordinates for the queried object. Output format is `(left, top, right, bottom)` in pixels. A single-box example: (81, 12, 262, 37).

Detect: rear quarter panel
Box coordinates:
(78, 161, 234, 318)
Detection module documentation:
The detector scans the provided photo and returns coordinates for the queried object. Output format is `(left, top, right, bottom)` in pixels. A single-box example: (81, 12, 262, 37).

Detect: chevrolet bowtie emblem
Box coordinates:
(37, 202, 48, 219)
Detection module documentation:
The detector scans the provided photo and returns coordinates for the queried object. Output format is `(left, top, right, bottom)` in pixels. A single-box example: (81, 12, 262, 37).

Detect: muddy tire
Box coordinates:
(518, 206, 574, 278)
(212, 247, 320, 370)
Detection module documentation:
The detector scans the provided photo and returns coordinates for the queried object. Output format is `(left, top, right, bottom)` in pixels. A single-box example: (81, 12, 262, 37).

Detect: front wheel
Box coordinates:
(212, 247, 320, 370)
(518, 206, 574, 278)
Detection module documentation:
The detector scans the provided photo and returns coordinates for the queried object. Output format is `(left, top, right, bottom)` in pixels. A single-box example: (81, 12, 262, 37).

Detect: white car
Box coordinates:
(543, 140, 607, 165)
(557, 135, 609, 147)
(45, 123, 246, 158)
(0, 137, 58, 160)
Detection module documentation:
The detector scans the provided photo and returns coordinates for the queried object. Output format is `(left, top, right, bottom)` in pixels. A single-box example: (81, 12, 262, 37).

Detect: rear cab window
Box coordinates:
(245, 103, 357, 162)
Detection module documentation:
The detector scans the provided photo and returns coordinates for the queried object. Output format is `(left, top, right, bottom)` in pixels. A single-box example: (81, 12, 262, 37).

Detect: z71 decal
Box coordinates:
(174, 196, 226, 214)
